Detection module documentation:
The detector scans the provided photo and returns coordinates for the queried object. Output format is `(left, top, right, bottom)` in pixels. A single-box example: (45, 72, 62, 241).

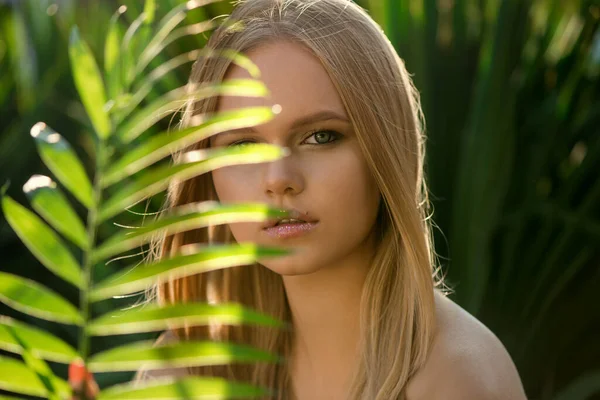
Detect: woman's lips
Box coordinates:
(263, 221, 319, 239)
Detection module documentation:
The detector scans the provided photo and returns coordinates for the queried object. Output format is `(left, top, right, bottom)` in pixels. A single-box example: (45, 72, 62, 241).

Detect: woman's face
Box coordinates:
(210, 40, 381, 276)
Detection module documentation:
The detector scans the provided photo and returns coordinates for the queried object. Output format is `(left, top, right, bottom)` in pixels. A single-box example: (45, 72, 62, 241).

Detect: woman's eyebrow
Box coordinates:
(215, 110, 350, 139)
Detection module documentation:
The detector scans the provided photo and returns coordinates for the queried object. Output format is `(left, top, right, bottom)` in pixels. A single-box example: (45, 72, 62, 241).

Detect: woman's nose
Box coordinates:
(263, 155, 304, 197)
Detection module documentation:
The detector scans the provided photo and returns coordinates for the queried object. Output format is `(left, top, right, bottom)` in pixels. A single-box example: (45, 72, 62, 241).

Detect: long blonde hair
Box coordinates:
(152, 0, 444, 398)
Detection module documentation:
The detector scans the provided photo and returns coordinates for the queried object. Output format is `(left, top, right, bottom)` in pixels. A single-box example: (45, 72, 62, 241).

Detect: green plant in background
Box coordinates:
(365, 0, 600, 398)
(0, 0, 293, 398)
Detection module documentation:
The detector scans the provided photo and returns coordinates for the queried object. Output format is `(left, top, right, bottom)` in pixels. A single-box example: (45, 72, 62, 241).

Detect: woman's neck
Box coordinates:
(281, 231, 376, 397)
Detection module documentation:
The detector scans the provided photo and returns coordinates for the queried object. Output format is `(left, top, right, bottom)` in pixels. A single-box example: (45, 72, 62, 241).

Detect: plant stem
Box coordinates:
(78, 139, 107, 361)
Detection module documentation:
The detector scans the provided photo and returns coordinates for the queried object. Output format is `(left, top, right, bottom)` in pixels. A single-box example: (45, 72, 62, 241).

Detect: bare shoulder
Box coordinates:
(406, 290, 527, 400)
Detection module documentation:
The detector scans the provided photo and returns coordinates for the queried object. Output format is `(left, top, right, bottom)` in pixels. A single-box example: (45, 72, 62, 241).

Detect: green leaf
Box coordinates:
(98, 143, 288, 222)
(0, 355, 70, 398)
(1, 194, 83, 288)
(121, 12, 148, 89)
(0, 394, 26, 400)
(0, 316, 78, 363)
(133, 0, 222, 76)
(89, 243, 290, 302)
(23, 174, 88, 249)
(116, 49, 202, 119)
(69, 26, 111, 139)
(30, 122, 93, 208)
(143, 0, 156, 25)
(105, 6, 127, 101)
(92, 202, 288, 263)
(88, 340, 281, 372)
(104, 106, 275, 186)
(88, 302, 288, 336)
(552, 370, 600, 400)
(115, 79, 270, 143)
(0, 272, 83, 325)
(98, 376, 272, 399)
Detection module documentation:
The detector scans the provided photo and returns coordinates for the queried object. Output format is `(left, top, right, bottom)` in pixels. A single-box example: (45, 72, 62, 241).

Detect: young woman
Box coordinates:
(73, 0, 527, 399)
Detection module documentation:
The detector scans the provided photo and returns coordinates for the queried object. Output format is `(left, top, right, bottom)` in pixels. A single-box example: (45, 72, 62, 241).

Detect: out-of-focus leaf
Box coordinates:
(1, 194, 83, 288)
(98, 143, 288, 222)
(23, 175, 88, 249)
(30, 122, 93, 208)
(115, 79, 270, 143)
(134, 0, 222, 75)
(97, 376, 272, 400)
(104, 106, 275, 186)
(144, 0, 156, 24)
(0, 355, 70, 398)
(552, 370, 600, 400)
(0, 316, 78, 363)
(88, 302, 287, 336)
(121, 12, 148, 89)
(90, 243, 290, 302)
(0, 272, 83, 325)
(88, 340, 281, 372)
(92, 202, 288, 263)
(69, 26, 111, 139)
(105, 6, 127, 101)
(16, 338, 65, 400)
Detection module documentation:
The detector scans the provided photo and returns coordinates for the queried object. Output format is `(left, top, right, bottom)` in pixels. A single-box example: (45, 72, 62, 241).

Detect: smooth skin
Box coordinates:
(210, 41, 528, 400)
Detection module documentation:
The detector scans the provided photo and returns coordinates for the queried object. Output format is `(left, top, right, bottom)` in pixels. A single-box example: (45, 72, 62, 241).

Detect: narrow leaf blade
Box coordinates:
(24, 175, 88, 249)
(98, 376, 272, 400)
(0, 316, 79, 363)
(0, 272, 83, 325)
(115, 79, 269, 144)
(0, 355, 70, 398)
(98, 143, 288, 223)
(88, 340, 281, 372)
(92, 202, 288, 263)
(30, 122, 93, 208)
(1, 194, 83, 288)
(105, 6, 127, 101)
(89, 243, 290, 302)
(88, 302, 287, 336)
(104, 106, 275, 186)
(69, 26, 111, 139)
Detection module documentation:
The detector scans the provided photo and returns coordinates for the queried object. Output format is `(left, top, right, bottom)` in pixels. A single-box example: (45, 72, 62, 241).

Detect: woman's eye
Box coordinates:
(228, 140, 254, 147)
(304, 130, 340, 145)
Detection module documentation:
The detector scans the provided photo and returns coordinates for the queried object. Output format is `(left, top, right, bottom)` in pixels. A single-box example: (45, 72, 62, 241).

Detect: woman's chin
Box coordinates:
(259, 256, 321, 277)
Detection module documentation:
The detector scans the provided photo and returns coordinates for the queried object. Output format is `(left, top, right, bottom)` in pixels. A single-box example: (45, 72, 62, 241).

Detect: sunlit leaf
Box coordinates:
(30, 122, 93, 208)
(23, 175, 88, 249)
(88, 340, 281, 372)
(88, 302, 288, 336)
(0, 355, 70, 398)
(98, 143, 288, 222)
(97, 376, 272, 400)
(92, 202, 288, 263)
(143, 0, 156, 25)
(17, 344, 65, 400)
(104, 106, 275, 186)
(134, 0, 223, 76)
(69, 26, 111, 139)
(0, 272, 83, 325)
(115, 79, 270, 143)
(1, 194, 83, 288)
(0, 316, 78, 363)
(89, 243, 290, 302)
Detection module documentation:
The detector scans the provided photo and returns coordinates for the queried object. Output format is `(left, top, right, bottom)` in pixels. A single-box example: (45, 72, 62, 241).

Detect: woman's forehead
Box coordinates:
(217, 41, 347, 118)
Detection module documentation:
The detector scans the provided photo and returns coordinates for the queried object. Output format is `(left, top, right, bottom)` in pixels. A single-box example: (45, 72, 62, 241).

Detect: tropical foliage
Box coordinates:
(0, 0, 598, 399)
(0, 0, 293, 398)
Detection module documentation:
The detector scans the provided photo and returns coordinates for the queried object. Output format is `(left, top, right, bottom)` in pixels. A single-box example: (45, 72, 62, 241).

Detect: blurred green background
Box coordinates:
(0, 0, 598, 398)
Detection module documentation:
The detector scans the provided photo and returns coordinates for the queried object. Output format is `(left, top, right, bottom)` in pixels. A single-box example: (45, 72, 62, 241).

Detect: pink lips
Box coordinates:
(263, 221, 319, 239)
